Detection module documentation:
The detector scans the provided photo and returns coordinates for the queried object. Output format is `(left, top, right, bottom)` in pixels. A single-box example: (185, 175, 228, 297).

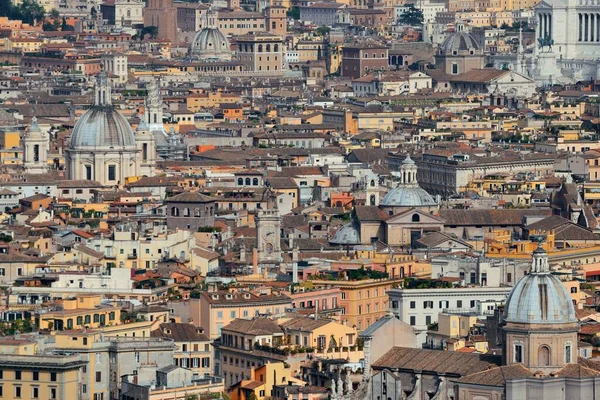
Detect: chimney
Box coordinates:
(252, 247, 258, 275)
(288, 232, 294, 249)
(240, 243, 246, 263)
(292, 247, 299, 284)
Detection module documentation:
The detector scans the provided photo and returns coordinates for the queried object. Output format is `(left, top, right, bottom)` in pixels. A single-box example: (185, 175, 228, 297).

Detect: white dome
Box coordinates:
(380, 186, 436, 207)
(190, 28, 232, 62)
(504, 247, 577, 324)
(71, 107, 136, 149)
(330, 223, 361, 245)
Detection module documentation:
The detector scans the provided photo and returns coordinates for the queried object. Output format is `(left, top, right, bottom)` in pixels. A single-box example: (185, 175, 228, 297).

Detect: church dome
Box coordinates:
(380, 186, 437, 207)
(190, 28, 232, 61)
(330, 223, 361, 245)
(440, 31, 480, 54)
(380, 155, 437, 207)
(504, 246, 577, 325)
(70, 72, 136, 149)
(71, 107, 136, 148)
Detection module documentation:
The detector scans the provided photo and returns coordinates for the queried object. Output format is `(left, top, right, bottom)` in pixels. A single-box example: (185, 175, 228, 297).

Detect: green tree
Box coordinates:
(140, 25, 158, 39)
(61, 17, 74, 31)
(12, 0, 45, 25)
(49, 8, 60, 19)
(287, 6, 300, 20)
(398, 4, 423, 26)
(315, 25, 331, 37)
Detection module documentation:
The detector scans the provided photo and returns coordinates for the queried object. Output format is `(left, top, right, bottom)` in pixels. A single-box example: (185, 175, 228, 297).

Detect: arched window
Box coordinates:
(274, 44, 279, 52)
(127, 9, 131, 17)
(209, 207, 213, 216)
(183, 208, 190, 217)
(400, 267, 405, 278)
(237, 177, 243, 185)
(538, 345, 550, 366)
(258, 44, 263, 52)
(252, 178, 259, 185)
(266, 44, 271, 52)
(412, 214, 420, 222)
(194, 208, 201, 217)
(245, 178, 251, 185)
(171, 207, 179, 217)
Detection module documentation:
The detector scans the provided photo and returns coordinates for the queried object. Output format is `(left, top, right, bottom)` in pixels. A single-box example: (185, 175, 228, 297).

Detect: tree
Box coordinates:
(398, 4, 423, 26)
(49, 8, 60, 19)
(12, 0, 45, 25)
(140, 25, 158, 39)
(315, 25, 331, 37)
(61, 17, 74, 31)
(287, 6, 300, 20)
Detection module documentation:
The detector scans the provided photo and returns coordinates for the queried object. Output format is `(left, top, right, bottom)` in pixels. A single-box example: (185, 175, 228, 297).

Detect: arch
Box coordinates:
(538, 345, 550, 366)
(370, 179, 375, 187)
(183, 208, 190, 217)
(266, 44, 271, 52)
(171, 207, 180, 217)
(126, 8, 131, 17)
(194, 208, 201, 217)
(274, 44, 279, 52)
(258, 44, 263, 52)
(252, 177, 259, 185)
(237, 177, 243, 185)
(245, 178, 251, 185)
(412, 214, 420, 222)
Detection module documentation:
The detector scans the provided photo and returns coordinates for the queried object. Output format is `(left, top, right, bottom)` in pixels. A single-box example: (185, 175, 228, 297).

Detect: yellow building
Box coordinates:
(229, 362, 304, 400)
(310, 278, 404, 331)
(187, 92, 240, 112)
(35, 295, 121, 331)
(0, 352, 85, 400)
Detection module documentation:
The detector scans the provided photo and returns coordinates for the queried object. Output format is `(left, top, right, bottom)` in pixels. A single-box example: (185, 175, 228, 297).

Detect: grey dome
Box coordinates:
(380, 186, 436, 207)
(190, 28, 232, 61)
(504, 271, 576, 325)
(330, 223, 361, 245)
(71, 106, 136, 148)
(440, 31, 480, 54)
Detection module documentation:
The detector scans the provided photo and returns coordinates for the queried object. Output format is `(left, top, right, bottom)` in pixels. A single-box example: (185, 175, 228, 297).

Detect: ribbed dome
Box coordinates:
(380, 186, 436, 207)
(190, 28, 232, 61)
(330, 223, 361, 245)
(71, 107, 136, 148)
(504, 247, 576, 324)
(440, 31, 480, 54)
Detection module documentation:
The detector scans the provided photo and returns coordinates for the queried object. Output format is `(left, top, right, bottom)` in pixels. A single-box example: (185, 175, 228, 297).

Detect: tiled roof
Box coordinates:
(151, 323, 209, 342)
(280, 317, 333, 331)
(222, 318, 283, 335)
(455, 364, 533, 386)
(166, 191, 215, 203)
(439, 209, 551, 226)
(371, 347, 499, 376)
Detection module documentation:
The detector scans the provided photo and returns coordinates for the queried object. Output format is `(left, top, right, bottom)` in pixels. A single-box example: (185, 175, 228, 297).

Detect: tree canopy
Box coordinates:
(398, 4, 424, 26)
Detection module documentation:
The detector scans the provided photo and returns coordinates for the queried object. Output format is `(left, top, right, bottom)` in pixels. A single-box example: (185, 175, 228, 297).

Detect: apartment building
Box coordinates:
(34, 295, 121, 332)
(388, 286, 512, 344)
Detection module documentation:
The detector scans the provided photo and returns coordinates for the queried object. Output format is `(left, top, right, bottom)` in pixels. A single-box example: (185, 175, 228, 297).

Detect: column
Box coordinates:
(579, 13, 583, 41)
(540, 13, 544, 38)
(549, 13, 552, 39)
(592, 13, 595, 42)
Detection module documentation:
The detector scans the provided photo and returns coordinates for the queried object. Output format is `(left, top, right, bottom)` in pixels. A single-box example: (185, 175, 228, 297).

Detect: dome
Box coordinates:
(504, 247, 576, 325)
(380, 186, 437, 207)
(440, 31, 480, 54)
(71, 107, 136, 148)
(330, 223, 361, 245)
(190, 28, 232, 61)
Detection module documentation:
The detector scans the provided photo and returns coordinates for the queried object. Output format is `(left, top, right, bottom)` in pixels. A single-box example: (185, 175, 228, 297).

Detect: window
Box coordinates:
(135, 352, 140, 363)
(423, 301, 433, 309)
(50, 388, 56, 399)
(425, 315, 431, 325)
(409, 316, 416, 326)
(14, 386, 21, 398)
(452, 63, 458, 74)
(32, 371, 39, 381)
(95, 372, 101, 382)
(82, 385, 87, 394)
(108, 165, 116, 181)
(32, 387, 39, 399)
(457, 300, 462, 308)
(410, 301, 416, 309)
(514, 343, 523, 363)
(565, 344, 572, 363)
(217, 311, 223, 319)
(230, 311, 236, 318)
(50, 372, 56, 382)
(85, 165, 92, 180)
(341, 292, 346, 300)
(15, 370, 21, 380)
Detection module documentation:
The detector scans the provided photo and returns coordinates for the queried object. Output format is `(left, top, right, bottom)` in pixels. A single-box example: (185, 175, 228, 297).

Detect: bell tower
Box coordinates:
(23, 117, 49, 174)
(255, 187, 281, 263)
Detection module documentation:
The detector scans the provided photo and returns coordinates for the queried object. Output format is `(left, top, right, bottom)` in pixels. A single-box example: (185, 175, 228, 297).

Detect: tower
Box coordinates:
(95, 71, 112, 106)
(23, 117, 49, 174)
(135, 121, 156, 177)
(145, 78, 163, 129)
(399, 154, 418, 187)
(502, 242, 579, 374)
(255, 188, 281, 263)
(264, 6, 287, 37)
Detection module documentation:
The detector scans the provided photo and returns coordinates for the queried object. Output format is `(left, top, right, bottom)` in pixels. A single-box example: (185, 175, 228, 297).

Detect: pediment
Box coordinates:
(386, 208, 443, 225)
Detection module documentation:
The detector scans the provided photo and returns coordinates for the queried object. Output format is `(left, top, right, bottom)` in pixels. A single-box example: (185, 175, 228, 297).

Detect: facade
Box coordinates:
(235, 33, 284, 73)
(165, 192, 216, 231)
(341, 41, 389, 79)
(100, 0, 144, 27)
(255, 207, 282, 264)
(190, 10, 233, 62)
(100, 52, 128, 83)
(388, 286, 512, 344)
